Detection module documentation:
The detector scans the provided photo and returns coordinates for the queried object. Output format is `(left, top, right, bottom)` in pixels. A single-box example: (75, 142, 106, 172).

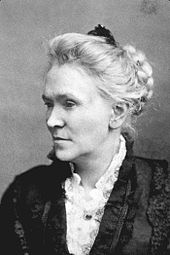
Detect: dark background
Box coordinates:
(0, 0, 170, 198)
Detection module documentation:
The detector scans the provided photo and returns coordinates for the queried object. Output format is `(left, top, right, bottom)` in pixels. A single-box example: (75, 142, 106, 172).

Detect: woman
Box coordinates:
(0, 25, 170, 255)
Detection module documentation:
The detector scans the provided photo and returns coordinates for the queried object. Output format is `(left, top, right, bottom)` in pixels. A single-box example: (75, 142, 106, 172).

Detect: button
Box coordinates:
(85, 214, 92, 220)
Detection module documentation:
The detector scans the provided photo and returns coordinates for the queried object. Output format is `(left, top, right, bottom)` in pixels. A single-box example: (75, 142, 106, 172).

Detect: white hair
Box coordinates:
(47, 32, 154, 135)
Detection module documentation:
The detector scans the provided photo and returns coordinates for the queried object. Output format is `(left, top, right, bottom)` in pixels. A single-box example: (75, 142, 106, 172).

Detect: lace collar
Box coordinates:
(68, 135, 126, 194)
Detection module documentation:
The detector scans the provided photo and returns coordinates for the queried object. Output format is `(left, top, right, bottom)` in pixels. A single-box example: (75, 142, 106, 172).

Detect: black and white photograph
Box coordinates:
(0, 1, 170, 254)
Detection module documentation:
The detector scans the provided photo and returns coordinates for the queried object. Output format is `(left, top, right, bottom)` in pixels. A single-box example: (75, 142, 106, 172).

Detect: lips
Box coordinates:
(53, 137, 70, 145)
(53, 137, 70, 141)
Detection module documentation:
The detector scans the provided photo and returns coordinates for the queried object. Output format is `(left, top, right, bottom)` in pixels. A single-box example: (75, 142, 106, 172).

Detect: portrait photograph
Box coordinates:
(0, 1, 170, 254)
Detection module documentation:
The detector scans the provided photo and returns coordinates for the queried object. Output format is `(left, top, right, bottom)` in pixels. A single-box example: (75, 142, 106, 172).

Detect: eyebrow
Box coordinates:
(42, 93, 80, 102)
(42, 94, 50, 101)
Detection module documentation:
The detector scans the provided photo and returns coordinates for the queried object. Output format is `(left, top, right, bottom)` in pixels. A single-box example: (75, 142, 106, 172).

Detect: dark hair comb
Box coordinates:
(87, 24, 118, 47)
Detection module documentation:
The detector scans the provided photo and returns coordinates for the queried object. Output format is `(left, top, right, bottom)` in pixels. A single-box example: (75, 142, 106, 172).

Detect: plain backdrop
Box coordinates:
(0, 0, 170, 198)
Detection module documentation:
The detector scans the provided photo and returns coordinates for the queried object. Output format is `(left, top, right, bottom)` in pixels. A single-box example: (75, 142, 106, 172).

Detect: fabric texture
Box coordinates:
(0, 135, 170, 255)
(65, 135, 126, 255)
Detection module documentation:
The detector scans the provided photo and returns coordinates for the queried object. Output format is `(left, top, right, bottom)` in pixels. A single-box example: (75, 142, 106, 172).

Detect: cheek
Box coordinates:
(71, 111, 109, 140)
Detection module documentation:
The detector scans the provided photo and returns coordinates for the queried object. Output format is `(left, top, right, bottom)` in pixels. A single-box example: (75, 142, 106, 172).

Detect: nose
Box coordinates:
(46, 107, 65, 129)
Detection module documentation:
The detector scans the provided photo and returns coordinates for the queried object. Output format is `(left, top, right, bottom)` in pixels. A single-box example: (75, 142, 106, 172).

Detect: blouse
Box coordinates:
(65, 135, 126, 255)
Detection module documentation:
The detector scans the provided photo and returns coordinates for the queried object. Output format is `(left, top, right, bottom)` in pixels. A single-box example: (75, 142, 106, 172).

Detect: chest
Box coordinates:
(18, 158, 170, 255)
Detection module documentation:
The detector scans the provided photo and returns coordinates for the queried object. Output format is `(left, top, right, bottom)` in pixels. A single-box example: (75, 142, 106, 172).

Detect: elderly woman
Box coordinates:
(0, 25, 170, 255)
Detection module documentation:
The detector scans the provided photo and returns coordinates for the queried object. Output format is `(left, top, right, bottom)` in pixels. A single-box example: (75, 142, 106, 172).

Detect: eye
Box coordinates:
(44, 101, 53, 108)
(64, 100, 76, 108)
(42, 95, 53, 108)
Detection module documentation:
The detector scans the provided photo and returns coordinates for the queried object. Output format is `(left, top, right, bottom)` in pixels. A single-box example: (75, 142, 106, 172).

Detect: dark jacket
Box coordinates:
(0, 143, 170, 255)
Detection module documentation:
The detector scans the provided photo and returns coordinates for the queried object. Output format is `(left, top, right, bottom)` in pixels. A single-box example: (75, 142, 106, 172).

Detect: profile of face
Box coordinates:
(43, 64, 118, 163)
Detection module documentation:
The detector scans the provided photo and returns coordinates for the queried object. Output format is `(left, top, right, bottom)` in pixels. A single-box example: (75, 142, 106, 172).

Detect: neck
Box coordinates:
(72, 132, 121, 190)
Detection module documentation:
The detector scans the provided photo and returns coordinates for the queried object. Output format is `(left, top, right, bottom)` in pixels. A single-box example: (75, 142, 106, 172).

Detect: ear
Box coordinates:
(109, 102, 129, 129)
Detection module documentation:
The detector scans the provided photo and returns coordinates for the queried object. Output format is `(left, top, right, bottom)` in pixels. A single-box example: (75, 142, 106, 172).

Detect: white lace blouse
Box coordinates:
(64, 135, 127, 255)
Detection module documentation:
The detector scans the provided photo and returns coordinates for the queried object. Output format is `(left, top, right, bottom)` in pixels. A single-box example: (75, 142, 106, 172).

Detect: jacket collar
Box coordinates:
(45, 142, 136, 254)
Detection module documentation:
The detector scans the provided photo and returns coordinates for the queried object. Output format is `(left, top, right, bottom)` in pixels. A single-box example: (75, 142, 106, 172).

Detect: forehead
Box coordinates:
(44, 64, 99, 100)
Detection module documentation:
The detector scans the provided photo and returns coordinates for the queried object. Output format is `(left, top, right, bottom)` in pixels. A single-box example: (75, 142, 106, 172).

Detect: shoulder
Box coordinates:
(133, 156, 169, 192)
(134, 155, 168, 170)
(134, 155, 169, 178)
(0, 159, 71, 204)
(16, 158, 71, 182)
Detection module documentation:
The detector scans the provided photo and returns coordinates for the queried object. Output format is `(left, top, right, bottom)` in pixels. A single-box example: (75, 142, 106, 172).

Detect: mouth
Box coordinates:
(53, 137, 70, 141)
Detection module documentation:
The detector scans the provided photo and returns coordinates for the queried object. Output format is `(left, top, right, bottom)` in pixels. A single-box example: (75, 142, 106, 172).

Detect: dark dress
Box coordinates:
(0, 138, 170, 255)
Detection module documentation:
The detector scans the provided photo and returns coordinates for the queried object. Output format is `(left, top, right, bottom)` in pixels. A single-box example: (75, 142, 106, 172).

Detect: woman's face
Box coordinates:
(43, 64, 113, 163)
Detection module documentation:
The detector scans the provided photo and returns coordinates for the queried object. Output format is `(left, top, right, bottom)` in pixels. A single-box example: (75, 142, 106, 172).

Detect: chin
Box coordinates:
(54, 148, 79, 162)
